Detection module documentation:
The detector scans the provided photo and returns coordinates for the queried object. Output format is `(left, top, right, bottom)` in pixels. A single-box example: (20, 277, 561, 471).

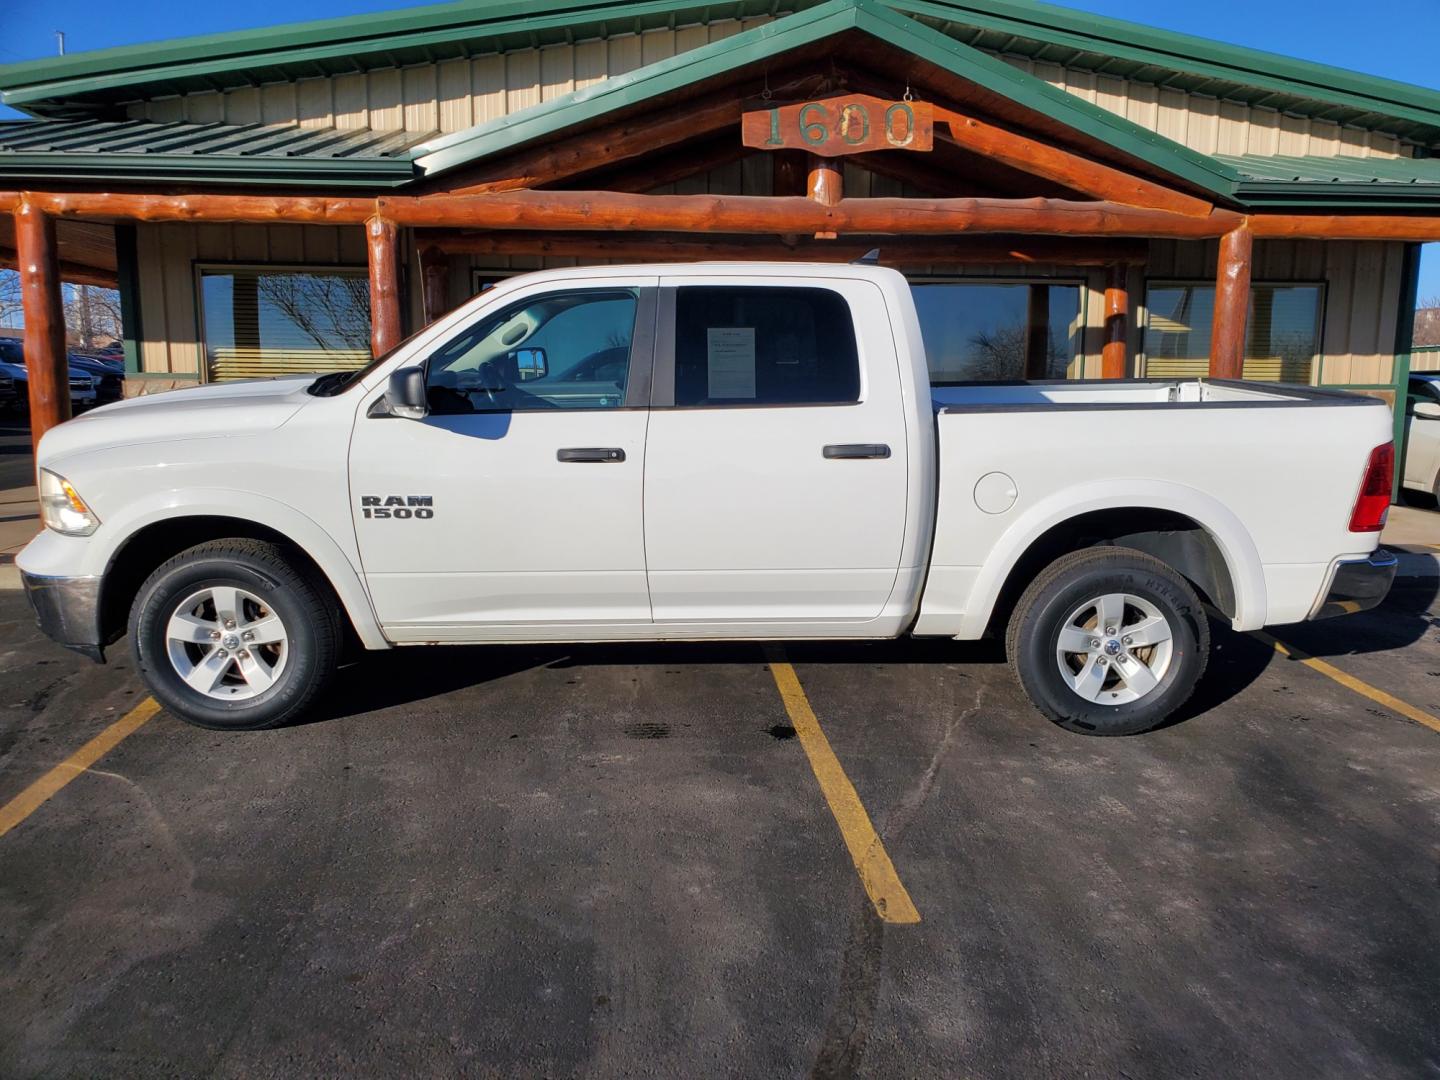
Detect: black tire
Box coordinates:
(1006, 546, 1209, 736)
(129, 539, 341, 730)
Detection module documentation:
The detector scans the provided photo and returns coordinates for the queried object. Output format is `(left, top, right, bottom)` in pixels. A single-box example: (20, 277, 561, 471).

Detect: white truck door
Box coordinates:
(643, 276, 909, 623)
(349, 278, 658, 634)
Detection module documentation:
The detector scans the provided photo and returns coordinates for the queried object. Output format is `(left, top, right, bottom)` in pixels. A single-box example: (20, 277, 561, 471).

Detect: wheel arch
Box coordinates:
(960, 480, 1266, 639)
(95, 493, 388, 652)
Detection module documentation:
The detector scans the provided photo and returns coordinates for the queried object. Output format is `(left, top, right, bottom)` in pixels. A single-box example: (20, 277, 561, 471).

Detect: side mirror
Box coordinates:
(1414, 401, 1440, 420)
(514, 347, 548, 381)
(387, 366, 428, 420)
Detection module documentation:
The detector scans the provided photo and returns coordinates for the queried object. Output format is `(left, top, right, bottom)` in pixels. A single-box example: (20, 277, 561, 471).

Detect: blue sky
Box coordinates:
(1, 0, 1437, 297)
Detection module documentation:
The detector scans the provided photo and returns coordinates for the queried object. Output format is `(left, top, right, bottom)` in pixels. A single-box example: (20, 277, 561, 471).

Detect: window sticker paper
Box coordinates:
(707, 327, 757, 398)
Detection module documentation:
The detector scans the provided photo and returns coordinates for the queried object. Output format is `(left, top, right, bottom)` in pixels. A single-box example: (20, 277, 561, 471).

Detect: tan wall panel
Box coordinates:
(1006, 54, 1408, 159)
(136, 223, 371, 379)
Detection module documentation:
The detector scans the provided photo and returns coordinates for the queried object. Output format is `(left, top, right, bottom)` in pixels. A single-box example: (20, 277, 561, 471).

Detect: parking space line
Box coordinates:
(0, 697, 161, 840)
(1254, 630, 1440, 736)
(766, 649, 921, 925)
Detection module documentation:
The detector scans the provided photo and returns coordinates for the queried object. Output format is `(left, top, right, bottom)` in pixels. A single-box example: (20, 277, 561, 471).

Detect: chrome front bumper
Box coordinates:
(21, 571, 106, 662)
(1308, 550, 1397, 621)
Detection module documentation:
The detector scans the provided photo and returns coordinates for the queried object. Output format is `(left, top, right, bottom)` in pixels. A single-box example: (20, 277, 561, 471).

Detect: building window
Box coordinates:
(198, 266, 371, 382)
(911, 281, 1085, 382)
(1142, 282, 1324, 383)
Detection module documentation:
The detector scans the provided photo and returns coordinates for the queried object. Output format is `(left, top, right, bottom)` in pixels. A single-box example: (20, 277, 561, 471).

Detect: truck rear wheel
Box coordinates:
(129, 539, 341, 730)
(1006, 546, 1208, 736)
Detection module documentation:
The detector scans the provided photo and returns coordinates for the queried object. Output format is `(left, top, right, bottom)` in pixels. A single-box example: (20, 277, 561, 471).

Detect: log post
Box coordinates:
(1024, 284, 1050, 379)
(14, 202, 70, 458)
(366, 216, 402, 357)
(806, 155, 842, 206)
(1209, 224, 1253, 380)
(419, 246, 451, 326)
(807, 155, 841, 240)
(1101, 263, 1129, 379)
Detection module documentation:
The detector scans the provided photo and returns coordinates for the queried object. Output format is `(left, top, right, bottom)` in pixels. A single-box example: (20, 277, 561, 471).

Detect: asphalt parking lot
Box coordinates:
(3, 573, 1440, 1078)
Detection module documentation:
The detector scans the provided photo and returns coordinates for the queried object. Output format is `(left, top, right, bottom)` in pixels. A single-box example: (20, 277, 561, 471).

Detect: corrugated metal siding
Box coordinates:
(1004, 57, 1409, 160)
(130, 19, 772, 133)
(128, 20, 1407, 157)
(1142, 238, 1408, 385)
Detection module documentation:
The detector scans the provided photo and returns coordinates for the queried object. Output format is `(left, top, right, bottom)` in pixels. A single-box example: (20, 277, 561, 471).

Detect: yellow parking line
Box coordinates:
(766, 650, 921, 925)
(1254, 630, 1440, 736)
(0, 697, 161, 839)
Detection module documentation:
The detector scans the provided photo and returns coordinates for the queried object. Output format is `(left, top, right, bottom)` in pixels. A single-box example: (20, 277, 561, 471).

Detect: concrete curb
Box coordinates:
(0, 565, 19, 591)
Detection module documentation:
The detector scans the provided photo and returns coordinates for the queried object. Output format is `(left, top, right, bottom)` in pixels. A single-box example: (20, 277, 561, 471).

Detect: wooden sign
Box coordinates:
(742, 94, 934, 156)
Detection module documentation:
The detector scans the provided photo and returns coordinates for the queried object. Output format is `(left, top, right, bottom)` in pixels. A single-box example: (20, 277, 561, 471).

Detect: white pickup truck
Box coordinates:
(20, 262, 1397, 735)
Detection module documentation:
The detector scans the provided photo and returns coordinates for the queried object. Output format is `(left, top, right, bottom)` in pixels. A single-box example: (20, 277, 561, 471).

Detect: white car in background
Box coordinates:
(1403, 373, 1440, 502)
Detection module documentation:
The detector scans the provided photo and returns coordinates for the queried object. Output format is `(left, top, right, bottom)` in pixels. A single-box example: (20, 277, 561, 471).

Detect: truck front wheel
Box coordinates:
(129, 539, 341, 730)
(1006, 547, 1209, 736)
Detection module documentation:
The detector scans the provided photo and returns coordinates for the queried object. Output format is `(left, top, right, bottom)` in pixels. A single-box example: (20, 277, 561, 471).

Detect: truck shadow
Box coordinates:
(306, 577, 1436, 730)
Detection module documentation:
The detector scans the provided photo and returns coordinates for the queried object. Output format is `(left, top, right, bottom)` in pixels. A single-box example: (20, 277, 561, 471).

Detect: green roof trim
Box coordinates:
(410, 0, 1242, 199)
(1218, 153, 1440, 209)
(2, 0, 1439, 147)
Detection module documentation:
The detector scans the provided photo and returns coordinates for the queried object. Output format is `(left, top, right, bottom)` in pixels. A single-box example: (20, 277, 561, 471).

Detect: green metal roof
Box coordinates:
(1, 0, 1439, 148)
(0, 118, 424, 187)
(1218, 153, 1440, 209)
(411, 0, 1242, 199)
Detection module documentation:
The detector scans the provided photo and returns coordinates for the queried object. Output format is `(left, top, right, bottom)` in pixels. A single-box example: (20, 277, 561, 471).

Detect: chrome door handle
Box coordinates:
(557, 447, 626, 463)
(823, 443, 891, 459)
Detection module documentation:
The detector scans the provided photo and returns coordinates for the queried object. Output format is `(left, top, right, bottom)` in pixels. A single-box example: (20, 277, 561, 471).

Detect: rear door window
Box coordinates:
(669, 286, 860, 407)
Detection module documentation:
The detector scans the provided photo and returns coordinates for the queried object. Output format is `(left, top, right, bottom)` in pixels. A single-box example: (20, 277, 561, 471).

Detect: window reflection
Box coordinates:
(200, 267, 371, 381)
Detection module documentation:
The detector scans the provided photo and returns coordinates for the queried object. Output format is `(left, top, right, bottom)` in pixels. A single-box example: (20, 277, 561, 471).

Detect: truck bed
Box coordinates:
(917, 377, 1394, 638)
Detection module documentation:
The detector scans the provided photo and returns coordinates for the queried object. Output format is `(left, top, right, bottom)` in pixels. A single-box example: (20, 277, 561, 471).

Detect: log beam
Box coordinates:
(366, 216, 402, 357)
(1209, 224, 1253, 380)
(1101, 262, 1129, 378)
(1248, 215, 1440, 240)
(427, 95, 745, 196)
(13, 203, 71, 457)
(424, 231, 1150, 266)
(0, 188, 1241, 237)
(377, 192, 1246, 238)
(935, 107, 1215, 218)
(10, 189, 1440, 243)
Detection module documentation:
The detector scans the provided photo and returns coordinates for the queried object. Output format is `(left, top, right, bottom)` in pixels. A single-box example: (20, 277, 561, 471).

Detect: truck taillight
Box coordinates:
(1348, 442, 1394, 533)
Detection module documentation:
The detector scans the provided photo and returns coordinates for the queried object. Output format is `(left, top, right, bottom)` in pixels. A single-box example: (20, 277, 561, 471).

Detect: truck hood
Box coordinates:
(38, 374, 320, 465)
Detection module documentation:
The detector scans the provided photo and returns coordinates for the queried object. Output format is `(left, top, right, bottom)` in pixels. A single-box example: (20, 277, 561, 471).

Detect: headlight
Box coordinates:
(38, 469, 101, 536)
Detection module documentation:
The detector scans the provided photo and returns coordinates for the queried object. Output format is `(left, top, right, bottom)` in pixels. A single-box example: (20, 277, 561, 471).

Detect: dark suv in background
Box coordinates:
(0, 339, 123, 412)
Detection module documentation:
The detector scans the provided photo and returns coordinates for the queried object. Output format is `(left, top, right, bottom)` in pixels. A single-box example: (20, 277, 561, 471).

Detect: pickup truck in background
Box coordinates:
(18, 263, 1397, 736)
